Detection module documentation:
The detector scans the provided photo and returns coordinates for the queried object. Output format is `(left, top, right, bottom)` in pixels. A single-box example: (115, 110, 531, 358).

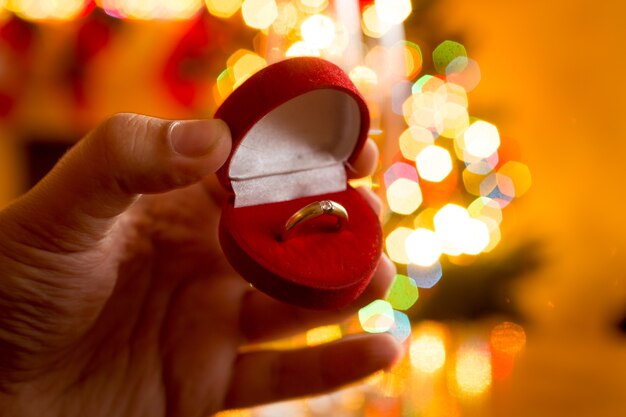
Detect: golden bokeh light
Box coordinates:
(461, 218, 490, 255)
(297, 0, 327, 14)
(497, 161, 532, 197)
(415, 145, 453, 183)
(434, 204, 470, 256)
(463, 120, 501, 158)
(271, 1, 299, 35)
(391, 41, 423, 80)
(385, 227, 413, 264)
(349, 65, 379, 94)
(361, 4, 391, 38)
(490, 321, 527, 355)
(13, 0, 87, 20)
(386, 178, 423, 215)
(399, 126, 434, 161)
(467, 196, 503, 225)
(454, 340, 492, 395)
(301, 14, 335, 49)
(241, 0, 278, 29)
(410, 322, 447, 373)
(285, 40, 320, 57)
(374, 0, 411, 25)
(228, 50, 267, 88)
(440, 102, 469, 139)
(98, 0, 203, 19)
(306, 325, 342, 346)
(205, 0, 242, 18)
(405, 228, 442, 267)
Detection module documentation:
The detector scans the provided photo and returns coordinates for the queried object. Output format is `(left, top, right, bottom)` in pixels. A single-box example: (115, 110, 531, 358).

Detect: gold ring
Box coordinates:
(284, 200, 348, 238)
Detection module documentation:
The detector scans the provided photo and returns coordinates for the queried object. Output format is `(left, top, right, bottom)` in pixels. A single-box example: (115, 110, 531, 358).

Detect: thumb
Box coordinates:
(2, 113, 231, 251)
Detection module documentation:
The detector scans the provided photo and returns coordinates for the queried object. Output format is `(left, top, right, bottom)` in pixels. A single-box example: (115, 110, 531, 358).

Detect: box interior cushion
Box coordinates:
(229, 88, 361, 207)
(219, 187, 382, 308)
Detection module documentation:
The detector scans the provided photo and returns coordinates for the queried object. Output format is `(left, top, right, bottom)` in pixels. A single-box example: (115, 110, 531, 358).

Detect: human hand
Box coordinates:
(0, 113, 401, 417)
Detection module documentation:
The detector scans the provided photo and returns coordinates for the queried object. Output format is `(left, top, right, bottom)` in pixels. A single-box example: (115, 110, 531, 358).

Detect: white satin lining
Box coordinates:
(229, 89, 360, 207)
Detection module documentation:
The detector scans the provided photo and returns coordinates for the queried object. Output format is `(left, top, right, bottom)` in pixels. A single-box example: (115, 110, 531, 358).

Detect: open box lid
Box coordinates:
(215, 57, 370, 208)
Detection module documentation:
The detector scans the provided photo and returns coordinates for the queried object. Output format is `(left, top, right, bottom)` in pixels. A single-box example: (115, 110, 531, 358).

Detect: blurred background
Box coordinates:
(1, 1, 625, 416)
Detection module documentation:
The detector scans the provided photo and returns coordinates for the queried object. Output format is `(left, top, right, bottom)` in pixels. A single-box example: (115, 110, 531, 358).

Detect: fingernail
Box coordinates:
(169, 119, 226, 158)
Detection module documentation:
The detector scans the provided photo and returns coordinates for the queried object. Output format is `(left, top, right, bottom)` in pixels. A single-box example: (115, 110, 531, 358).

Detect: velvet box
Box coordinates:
(215, 57, 382, 309)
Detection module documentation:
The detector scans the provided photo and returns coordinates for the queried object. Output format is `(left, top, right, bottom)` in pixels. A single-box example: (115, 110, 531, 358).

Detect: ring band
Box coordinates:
(284, 200, 348, 237)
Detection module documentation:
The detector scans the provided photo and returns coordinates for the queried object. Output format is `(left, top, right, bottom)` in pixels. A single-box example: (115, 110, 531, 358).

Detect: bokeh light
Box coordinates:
(306, 325, 342, 346)
(227, 49, 267, 88)
(385, 227, 413, 264)
(297, 0, 328, 14)
(242, 0, 278, 29)
(359, 300, 395, 333)
(391, 41, 423, 79)
(13, 0, 88, 20)
(410, 322, 447, 373)
(408, 261, 443, 288)
(454, 340, 492, 395)
(386, 178, 423, 214)
(446, 56, 481, 92)
(399, 126, 434, 161)
(480, 172, 515, 207)
(433, 40, 468, 75)
(361, 5, 391, 38)
(285, 41, 320, 57)
(271, 1, 298, 35)
(349, 65, 378, 94)
(388, 311, 412, 343)
(405, 228, 442, 267)
(99, 0, 203, 19)
(386, 274, 419, 310)
(434, 204, 471, 256)
(205, 0, 242, 18)
(301, 14, 335, 49)
(464, 120, 501, 158)
(416, 145, 453, 183)
(490, 321, 527, 355)
(374, 0, 412, 25)
(498, 161, 532, 197)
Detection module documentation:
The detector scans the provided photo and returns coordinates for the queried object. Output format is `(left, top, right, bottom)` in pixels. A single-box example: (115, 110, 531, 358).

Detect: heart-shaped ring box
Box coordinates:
(215, 57, 382, 310)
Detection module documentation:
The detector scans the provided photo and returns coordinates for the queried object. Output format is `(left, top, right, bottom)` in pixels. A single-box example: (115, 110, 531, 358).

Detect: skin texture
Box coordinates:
(0, 114, 401, 417)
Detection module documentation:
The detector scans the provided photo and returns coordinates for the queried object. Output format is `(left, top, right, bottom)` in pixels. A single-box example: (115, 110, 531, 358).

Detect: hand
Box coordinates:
(0, 114, 401, 417)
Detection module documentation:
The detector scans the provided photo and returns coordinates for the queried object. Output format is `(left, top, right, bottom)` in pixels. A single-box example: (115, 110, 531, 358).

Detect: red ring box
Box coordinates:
(215, 57, 382, 310)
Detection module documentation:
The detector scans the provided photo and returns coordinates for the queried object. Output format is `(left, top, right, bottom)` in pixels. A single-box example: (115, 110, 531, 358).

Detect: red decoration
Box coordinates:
(215, 58, 382, 309)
